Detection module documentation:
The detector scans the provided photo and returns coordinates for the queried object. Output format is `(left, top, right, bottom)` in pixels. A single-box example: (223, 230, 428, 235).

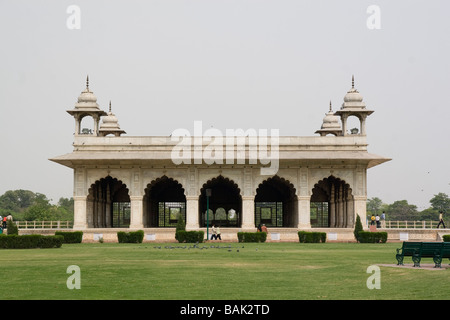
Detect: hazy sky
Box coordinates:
(1, 0, 449, 210)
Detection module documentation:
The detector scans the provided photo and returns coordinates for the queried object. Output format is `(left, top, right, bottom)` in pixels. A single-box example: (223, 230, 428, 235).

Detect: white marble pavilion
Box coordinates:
(50, 76, 390, 241)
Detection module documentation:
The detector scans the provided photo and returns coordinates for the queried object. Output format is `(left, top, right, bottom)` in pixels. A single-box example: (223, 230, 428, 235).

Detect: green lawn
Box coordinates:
(0, 242, 449, 300)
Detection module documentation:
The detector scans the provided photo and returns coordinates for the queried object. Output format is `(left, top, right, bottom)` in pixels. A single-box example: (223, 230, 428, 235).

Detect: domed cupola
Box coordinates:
(342, 75, 365, 108)
(315, 101, 342, 136)
(66, 76, 107, 136)
(334, 75, 374, 136)
(99, 101, 126, 137)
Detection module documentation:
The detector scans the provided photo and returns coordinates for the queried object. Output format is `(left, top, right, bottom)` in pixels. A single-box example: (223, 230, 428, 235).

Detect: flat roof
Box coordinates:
(50, 135, 391, 169)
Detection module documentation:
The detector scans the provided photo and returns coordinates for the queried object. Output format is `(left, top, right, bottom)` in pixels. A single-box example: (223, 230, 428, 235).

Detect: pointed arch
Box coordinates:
(310, 176, 354, 228)
(87, 176, 130, 228)
(254, 175, 298, 227)
(199, 175, 242, 228)
(144, 175, 186, 227)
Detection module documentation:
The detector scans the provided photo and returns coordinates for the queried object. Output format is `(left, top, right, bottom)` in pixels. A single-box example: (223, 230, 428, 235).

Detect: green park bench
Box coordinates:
(396, 242, 422, 266)
(442, 242, 450, 265)
(396, 241, 450, 268)
(413, 242, 445, 268)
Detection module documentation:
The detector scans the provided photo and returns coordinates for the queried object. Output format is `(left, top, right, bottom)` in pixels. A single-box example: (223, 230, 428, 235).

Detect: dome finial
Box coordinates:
(109, 100, 112, 112)
(315, 101, 342, 136)
(352, 75, 355, 89)
(86, 75, 90, 91)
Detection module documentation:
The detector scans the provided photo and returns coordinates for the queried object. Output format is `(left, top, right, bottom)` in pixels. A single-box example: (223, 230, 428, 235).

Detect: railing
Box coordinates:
(9, 220, 447, 230)
(371, 220, 445, 229)
(14, 221, 73, 229)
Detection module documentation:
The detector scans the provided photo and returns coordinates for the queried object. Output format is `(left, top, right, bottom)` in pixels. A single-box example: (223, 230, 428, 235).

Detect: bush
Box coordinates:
(175, 214, 186, 242)
(298, 231, 326, 243)
(443, 235, 450, 242)
(117, 230, 144, 243)
(7, 220, 19, 235)
(176, 231, 204, 243)
(237, 232, 267, 243)
(55, 231, 83, 243)
(39, 235, 64, 248)
(357, 231, 387, 243)
(353, 215, 363, 242)
(0, 234, 63, 249)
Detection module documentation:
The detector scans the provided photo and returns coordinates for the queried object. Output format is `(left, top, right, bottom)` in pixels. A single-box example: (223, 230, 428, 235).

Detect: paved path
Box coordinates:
(378, 263, 450, 270)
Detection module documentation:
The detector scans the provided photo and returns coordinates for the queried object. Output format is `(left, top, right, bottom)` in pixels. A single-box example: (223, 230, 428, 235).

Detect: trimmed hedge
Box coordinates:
(176, 231, 204, 243)
(443, 235, 450, 242)
(357, 231, 387, 243)
(237, 232, 267, 243)
(117, 230, 144, 243)
(55, 231, 83, 243)
(298, 231, 327, 243)
(0, 234, 63, 249)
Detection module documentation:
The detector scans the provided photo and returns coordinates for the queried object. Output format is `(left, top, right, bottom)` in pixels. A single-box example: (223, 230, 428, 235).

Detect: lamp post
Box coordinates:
(206, 188, 212, 240)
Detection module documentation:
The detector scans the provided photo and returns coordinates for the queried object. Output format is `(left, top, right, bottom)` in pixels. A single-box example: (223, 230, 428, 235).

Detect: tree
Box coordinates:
(176, 213, 186, 232)
(7, 220, 18, 235)
(15, 190, 37, 208)
(385, 200, 419, 221)
(367, 197, 383, 215)
(175, 213, 186, 242)
(58, 197, 73, 210)
(0, 190, 74, 221)
(56, 197, 74, 221)
(21, 193, 53, 221)
(24, 199, 52, 221)
(0, 189, 37, 211)
(429, 193, 450, 213)
(353, 215, 363, 242)
(419, 207, 439, 221)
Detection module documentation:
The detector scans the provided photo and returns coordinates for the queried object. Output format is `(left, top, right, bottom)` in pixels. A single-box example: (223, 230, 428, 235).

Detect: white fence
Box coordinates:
(372, 220, 444, 229)
(9, 220, 447, 230)
(14, 221, 73, 229)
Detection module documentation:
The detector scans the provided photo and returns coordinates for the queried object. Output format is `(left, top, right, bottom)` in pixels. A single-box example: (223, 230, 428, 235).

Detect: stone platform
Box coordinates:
(17, 227, 450, 243)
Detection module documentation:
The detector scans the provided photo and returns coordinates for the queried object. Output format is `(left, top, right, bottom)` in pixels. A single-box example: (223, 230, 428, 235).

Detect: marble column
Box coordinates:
(129, 196, 144, 229)
(298, 196, 311, 228)
(329, 184, 336, 227)
(354, 196, 367, 229)
(241, 196, 255, 230)
(186, 196, 199, 230)
(73, 196, 88, 230)
(337, 185, 344, 227)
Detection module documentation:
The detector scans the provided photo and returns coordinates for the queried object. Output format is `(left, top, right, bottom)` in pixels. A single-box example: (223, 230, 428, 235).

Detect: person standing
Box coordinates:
(381, 211, 386, 228)
(437, 211, 446, 229)
(216, 225, 222, 240)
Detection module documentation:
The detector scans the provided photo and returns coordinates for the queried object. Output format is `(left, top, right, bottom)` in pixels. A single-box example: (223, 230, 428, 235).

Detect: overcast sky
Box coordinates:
(1, 0, 449, 210)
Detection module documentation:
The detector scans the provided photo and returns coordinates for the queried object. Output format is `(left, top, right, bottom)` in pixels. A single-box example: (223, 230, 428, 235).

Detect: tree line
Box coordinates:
(0, 190, 73, 221)
(367, 192, 450, 221)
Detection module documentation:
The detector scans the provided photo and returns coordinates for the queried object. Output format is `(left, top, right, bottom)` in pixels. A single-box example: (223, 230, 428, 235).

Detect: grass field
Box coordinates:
(0, 242, 449, 300)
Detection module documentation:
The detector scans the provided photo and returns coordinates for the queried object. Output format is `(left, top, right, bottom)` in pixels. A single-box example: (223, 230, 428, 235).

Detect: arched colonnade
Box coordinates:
(77, 172, 360, 230)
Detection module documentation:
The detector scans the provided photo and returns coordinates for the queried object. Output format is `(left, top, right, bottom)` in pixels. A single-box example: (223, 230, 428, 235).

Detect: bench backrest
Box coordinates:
(420, 242, 444, 256)
(442, 242, 450, 257)
(402, 242, 422, 255)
